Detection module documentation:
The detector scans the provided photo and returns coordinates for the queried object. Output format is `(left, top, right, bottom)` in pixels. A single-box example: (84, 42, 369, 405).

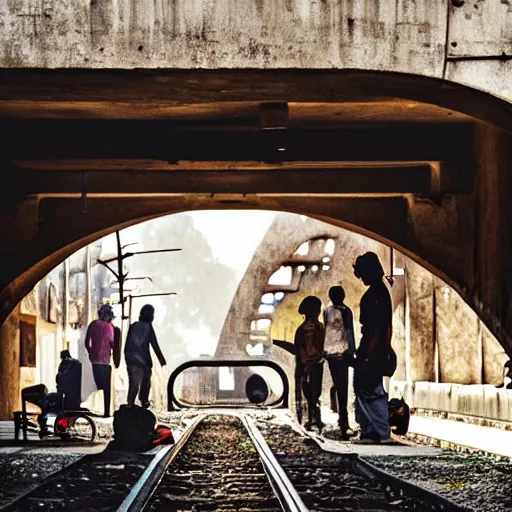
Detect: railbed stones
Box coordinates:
(146, 415, 280, 511)
(365, 454, 512, 512)
(256, 420, 446, 511)
(3, 451, 151, 511)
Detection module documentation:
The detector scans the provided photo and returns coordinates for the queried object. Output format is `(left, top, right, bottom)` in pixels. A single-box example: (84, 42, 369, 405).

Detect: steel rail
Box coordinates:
(118, 412, 309, 512)
(116, 414, 205, 512)
(298, 425, 467, 512)
(240, 414, 309, 512)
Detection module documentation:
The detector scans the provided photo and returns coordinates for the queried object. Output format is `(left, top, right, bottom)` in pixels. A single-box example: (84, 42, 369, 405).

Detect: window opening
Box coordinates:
(295, 242, 309, 256)
(268, 266, 292, 285)
(325, 238, 335, 255)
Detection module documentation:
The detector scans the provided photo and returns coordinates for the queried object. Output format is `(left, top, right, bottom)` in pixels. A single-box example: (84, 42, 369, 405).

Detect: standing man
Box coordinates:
(323, 285, 356, 439)
(85, 304, 117, 417)
(125, 304, 167, 409)
(352, 252, 393, 444)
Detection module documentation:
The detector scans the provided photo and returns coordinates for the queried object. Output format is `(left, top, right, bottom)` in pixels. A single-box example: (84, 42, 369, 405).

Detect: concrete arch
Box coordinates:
(0, 192, 508, 352)
(1, 68, 512, 361)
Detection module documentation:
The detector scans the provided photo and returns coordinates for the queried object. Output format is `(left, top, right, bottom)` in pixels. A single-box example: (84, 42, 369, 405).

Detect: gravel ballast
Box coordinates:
(364, 453, 512, 512)
(0, 451, 81, 506)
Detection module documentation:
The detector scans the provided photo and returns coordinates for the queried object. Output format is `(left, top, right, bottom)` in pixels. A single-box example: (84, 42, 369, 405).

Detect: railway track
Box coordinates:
(2, 412, 469, 511)
(119, 414, 304, 512)
(256, 420, 467, 511)
(121, 413, 466, 512)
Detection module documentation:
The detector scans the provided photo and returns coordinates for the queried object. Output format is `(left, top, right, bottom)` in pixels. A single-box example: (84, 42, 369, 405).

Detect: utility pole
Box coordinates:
(97, 230, 181, 320)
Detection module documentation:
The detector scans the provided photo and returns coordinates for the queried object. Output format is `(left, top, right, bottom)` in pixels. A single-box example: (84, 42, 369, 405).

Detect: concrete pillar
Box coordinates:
(482, 321, 508, 385)
(85, 245, 92, 325)
(0, 305, 20, 420)
(404, 258, 435, 382)
(435, 278, 481, 384)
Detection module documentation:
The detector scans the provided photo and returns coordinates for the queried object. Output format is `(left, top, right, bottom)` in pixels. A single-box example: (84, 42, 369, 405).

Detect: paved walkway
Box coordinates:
(5, 408, 510, 458)
(269, 408, 442, 457)
(408, 415, 512, 458)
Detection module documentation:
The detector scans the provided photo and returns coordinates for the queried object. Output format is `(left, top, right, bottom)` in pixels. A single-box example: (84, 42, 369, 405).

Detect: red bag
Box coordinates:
(153, 426, 175, 446)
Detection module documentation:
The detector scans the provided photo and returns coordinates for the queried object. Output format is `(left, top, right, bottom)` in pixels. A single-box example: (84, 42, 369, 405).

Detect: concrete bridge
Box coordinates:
(1, 0, 512, 418)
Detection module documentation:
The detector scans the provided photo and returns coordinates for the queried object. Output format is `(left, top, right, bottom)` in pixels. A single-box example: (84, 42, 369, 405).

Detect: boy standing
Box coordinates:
(323, 286, 356, 439)
(295, 296, 325, 431)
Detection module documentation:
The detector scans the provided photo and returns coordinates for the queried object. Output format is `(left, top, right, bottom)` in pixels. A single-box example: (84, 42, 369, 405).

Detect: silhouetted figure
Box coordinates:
(295, 296, 325, 432)
(352, 252, 392, 444)
(323, 285, 356, 439)
(85, 304, 117, 417)
(125, 304, 167, 409)
(496, 360, 512, 389)
(56, 349, 82, 410)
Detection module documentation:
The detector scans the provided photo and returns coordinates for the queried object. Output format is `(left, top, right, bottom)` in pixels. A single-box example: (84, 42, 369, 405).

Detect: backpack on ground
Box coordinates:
(113, 404, 157, 451)
(388, 397, 410, 435)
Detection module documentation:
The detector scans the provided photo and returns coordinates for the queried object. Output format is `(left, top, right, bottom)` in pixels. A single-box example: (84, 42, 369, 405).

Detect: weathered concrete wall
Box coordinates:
(390, 381, 512, 423)
(0, 0, 446, 76)
(0, 1, 511, 102)
(483, 323, 507, 385)
(0, 306, 20, 420)
(405, 259, 435, 383)
(473, 126, 512, 356)
(435, 279, 481, 385)
(445, 0, 512, 101)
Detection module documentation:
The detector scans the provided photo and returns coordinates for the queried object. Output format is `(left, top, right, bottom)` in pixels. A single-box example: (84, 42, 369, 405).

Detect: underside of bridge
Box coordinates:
(1, 69, 512, 418)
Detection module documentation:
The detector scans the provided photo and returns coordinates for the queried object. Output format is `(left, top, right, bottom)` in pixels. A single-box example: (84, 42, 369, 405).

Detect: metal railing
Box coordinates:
(167, 359, 289, 411)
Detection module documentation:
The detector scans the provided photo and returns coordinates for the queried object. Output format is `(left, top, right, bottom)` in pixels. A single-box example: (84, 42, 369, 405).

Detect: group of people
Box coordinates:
(293, 251, 393, 444)
(84, 303, 167, 417)
(26, 303, 166, 436)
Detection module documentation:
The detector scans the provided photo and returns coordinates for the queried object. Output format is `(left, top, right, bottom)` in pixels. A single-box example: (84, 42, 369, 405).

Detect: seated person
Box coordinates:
(21, 351, 82, 438)
(21, 384, 63, 438)
(56, 350, 82, 410)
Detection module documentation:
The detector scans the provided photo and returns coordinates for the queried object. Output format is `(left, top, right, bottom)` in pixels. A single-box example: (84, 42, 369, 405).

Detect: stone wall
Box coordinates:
(0, 1, 511, 101)
(0, 242, 107, 419)
(217, 212, 508, 417)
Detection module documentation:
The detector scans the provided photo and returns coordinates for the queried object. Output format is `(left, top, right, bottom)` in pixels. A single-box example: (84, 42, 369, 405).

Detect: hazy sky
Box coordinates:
(102, 210, 276, 275)
(186, 210, 277, 275)
(101, 210, 277, 358)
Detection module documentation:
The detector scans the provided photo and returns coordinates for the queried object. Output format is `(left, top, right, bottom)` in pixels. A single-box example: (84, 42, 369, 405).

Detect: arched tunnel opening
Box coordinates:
(4, 210, 509, 435)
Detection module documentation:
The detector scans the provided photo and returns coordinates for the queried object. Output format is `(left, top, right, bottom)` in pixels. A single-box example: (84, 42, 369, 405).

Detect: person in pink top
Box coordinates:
(85, 304, 116, 417)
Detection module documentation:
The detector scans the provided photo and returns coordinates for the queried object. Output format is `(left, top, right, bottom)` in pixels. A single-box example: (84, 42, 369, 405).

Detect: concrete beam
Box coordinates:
(10, 165, 446, 196)
(1, 70, 512, 131)
(0, 122, 474, 162)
